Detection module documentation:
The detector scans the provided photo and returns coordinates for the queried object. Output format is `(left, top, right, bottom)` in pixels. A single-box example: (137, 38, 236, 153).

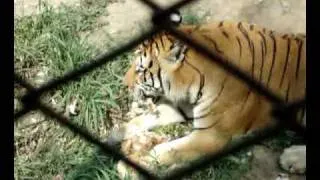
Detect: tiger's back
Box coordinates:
(178, 21, 306, 104)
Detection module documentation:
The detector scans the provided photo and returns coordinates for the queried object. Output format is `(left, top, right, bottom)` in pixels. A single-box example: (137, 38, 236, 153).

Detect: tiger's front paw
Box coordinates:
(149, 143, 178, 166)
(116, 132, 169, 180)
(117, 160, 147, 180)
(116, 151, 170, 180)
(105, 117, 150, 147)
(279, 145, 306, 174)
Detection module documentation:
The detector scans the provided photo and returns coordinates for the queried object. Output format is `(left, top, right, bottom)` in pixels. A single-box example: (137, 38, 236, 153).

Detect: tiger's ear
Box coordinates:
(167, 40, 187, 63)
(134, 43, 146, 55)
(134, 48, 141, 55)
(159, 40, 187, 72)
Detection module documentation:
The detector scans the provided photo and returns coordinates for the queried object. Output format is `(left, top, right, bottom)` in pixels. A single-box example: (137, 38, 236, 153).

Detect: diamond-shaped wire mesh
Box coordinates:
(14, 0, 305, 179)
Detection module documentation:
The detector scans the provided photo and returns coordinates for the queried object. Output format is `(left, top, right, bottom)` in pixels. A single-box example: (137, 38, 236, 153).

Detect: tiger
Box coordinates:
(108, 12, 306, 179)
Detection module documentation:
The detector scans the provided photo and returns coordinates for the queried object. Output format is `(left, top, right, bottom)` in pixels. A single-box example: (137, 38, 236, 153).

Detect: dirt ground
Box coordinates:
(88, 0, 306, 49)
(14, 0, 306, 179)
(15, 0, 305, 48)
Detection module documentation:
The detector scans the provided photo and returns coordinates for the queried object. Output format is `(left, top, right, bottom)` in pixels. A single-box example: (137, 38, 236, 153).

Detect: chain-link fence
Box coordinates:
(14, 0, 306, 179)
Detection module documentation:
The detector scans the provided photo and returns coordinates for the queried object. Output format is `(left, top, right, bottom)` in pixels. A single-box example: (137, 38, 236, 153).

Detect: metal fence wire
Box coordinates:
(14, 0, 306, 179)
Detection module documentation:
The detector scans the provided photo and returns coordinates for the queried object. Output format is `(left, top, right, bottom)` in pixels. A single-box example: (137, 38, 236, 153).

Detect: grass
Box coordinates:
(14, 3, 302, 180)
(14, 1, 128, 179)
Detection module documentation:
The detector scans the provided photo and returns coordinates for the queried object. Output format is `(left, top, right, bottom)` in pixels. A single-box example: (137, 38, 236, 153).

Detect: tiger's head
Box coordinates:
(123, 11, 189, 101)
(124, 34, 188, 99)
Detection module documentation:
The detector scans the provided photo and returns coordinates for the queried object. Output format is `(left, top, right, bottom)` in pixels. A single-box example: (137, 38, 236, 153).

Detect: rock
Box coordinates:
(279, 145, 306, 174)
(241, 145, 305, 180)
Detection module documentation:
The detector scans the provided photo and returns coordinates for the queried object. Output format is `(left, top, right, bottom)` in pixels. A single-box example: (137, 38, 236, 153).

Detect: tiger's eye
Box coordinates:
(148, 60, 153, 68)
(169, 43, 175, 50)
